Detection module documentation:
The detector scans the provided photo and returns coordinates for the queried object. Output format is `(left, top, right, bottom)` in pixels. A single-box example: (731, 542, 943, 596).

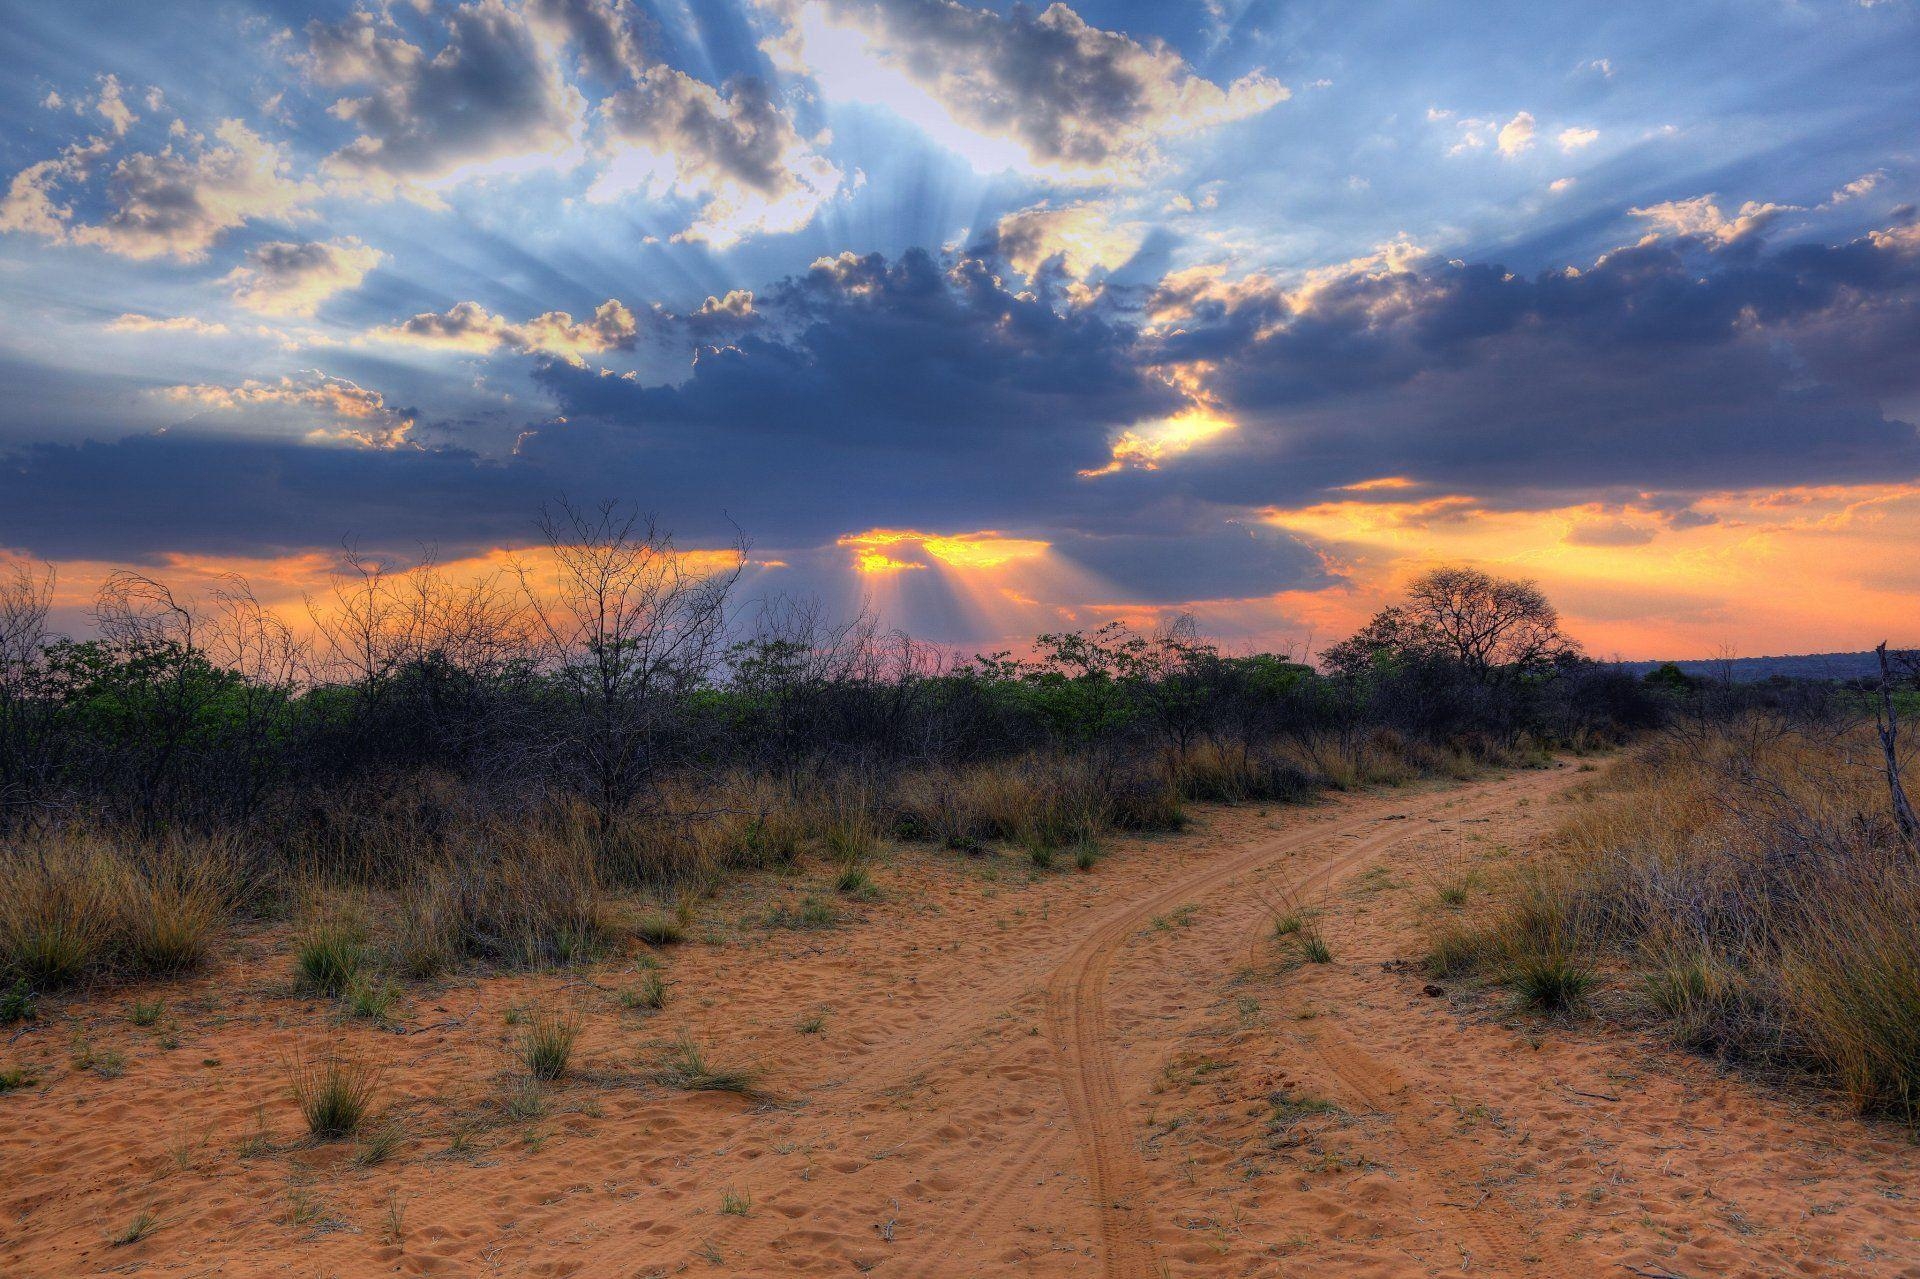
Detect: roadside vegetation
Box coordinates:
(0, 505, 1653, 1013)
(1432, 678, 1920, 1121)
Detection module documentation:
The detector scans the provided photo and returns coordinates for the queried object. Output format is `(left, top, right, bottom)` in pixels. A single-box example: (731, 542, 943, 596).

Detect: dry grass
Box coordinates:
(1441, 719, 1920, 1118)
(0, 832, 246, 988)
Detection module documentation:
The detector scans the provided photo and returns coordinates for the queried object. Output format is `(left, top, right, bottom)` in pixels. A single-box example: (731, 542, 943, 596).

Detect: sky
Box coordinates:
(1, 0, 1917, 661)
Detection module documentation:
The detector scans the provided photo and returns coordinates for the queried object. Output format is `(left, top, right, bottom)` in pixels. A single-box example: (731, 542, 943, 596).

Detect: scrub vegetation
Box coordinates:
(1, 503, 1654, 1005)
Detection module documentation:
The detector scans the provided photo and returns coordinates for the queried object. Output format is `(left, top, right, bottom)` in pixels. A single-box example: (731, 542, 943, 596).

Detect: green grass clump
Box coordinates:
(296, 920, 369, 998)
(1511, 950, 1594, 1012)
(618, 969, 667, 1012)
(291, 1049, 381, 1139)
(517, 1005, 582, 1081)
(834, 864, 879, 900)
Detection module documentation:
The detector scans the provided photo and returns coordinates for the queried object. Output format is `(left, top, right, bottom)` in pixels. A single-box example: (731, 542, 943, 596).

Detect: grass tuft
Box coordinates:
(291, 1048, 381, 1139)
(517, 1004, 582, 1081)
(649, 1032, 757, 1094)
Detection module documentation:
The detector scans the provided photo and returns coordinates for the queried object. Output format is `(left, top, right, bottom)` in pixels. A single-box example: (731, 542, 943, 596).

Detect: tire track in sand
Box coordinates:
(910, 779, 1524, 1278)
(1250, 768, 1579, 1276)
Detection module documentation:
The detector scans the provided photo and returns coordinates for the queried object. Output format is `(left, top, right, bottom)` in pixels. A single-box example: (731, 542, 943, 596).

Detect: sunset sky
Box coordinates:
(3, 0, 1918, 660)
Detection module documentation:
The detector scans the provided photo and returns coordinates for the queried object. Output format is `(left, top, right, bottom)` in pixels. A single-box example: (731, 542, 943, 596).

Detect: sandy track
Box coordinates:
(8, 766, 1920, 1277)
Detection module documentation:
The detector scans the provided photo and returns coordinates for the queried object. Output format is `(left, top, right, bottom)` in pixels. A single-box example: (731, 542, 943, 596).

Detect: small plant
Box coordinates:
(71, 1039, 127, 1077)
(619, 969, 667, 1012)
(650, 1032, 757, 1094)
(1512, 950, 1595, 1012)
(296, 920, 368, 998)
(501, 1072, 549, 1120)
(765, 894, 839, 930)
(128, 998, 166, 1027)
(110, 1209, 160, 1247)
(352, 1119, 405, 1168)
(291, 1048, 381, 1139)
(1073, 843, 1100, 872)
(796, 1012, 825, 1034)
(834, 864, 879, 900)
(1298, 926, 1333, 965)
(1027, 845, 1055, 870)
(635, 913, 687, 946)
(517, 1004, 582, 1081)
(0, 979, 37, 1024)
(719, 1186, 751, 1216)
(0, 1065, 38, 1093)
(383, 1191, 406, 1246)
(235, 1106, 273, 1158)
(345, 974, 401, 1022)
(1272, 911, 1305, 938)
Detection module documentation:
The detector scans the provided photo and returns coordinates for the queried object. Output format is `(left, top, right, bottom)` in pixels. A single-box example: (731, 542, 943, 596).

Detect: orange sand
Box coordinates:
(4, 764, 1918, 1277)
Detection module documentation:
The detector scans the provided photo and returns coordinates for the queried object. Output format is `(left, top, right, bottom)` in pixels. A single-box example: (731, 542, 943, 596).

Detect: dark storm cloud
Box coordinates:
(532, 247, 1180, 455)
(0, 434, 542, 561)
(1146, 222, 1920, 503)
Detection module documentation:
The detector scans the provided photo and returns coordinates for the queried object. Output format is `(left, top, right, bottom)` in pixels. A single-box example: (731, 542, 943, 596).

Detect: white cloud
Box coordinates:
(1825, 170, 1884, 206)
(1549, 176, 1576, 194)
(1557, 126, 1599, 152)
(1497, 111, 1536, 157)
(767, 0, 1285, 182)
(224, 238, 386, 316)
(369, 298, 639, 362)
(1629, 193, 1795, 244)
(160, 371, 417, 448)
(106, 314, 230, 336)
(0, 122, 315, 261)
(992, 200, 1143, 283)
(591, 65, 843, 246)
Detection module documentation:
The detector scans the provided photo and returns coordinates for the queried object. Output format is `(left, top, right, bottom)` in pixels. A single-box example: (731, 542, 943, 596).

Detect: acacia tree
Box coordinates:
(517, 500, 743, 834)
(1323, 567, 1578, 682)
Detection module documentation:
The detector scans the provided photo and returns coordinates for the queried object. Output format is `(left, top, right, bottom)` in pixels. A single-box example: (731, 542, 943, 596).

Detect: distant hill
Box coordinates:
(1617, 652, 1888, 683)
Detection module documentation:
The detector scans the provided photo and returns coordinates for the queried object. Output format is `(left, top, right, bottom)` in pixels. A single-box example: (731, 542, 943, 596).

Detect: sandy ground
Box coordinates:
(5, 761, 1919, 1278)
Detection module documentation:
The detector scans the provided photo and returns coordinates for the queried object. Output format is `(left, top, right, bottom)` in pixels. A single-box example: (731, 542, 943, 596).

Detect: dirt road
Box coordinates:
(7, 765, 1919, 1277)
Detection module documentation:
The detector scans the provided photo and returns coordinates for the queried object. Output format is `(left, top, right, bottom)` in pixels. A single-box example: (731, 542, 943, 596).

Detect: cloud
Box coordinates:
(224, 238, 386, 316)
(771, 0, 1285, 180)
(590, 65, 843, 245)
(85, 74, 138, 137)
(1629, 193, 1794, 244)
(0, 121, 316, 261)
(1557, 126, 1598, 152)
(1139, 216, 1920, 506)
(309, 0, 586, 201)
(106, 314, 230, 336)
(161, 371, 418, 448)
(1496, 111, 1536, 157)
(370, 298, 639, 361)
(1825, 170, 1884, 207)
(1549, 177, 1576, 193)
(985, 199, 1144, 283)
(524, 0, 646, 83)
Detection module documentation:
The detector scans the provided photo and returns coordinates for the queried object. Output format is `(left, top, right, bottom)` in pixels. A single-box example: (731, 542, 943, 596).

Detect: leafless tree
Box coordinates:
(1874, 642, 1918, 844)
(516, 500, 743, 832)
(0, 560, 60, 825)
